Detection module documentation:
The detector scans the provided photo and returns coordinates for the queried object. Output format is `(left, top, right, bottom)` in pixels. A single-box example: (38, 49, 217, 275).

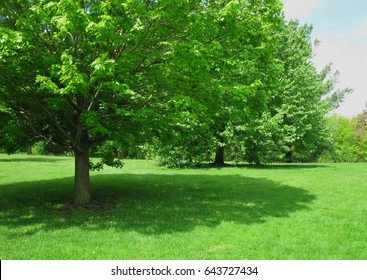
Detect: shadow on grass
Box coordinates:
(195, 163, 330, 170)
(0, 174, 316, 236)
(0, 157, 68, 163)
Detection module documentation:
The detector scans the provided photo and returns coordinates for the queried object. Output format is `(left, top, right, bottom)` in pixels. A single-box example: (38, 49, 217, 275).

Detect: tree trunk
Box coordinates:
(285, 150, 293, 163)
(213, 146, 225, 166)
(26, 145, 32, 155)
(74, 139, 91, 207)
(117, 150, 124, 159)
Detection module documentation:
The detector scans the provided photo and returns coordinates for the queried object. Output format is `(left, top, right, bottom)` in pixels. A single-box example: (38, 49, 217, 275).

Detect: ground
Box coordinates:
(0, 154, 366, 259)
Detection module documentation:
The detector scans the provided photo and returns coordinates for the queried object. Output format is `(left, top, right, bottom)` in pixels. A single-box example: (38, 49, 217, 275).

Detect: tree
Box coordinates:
(204, 0, 284, 166)
(240, 20, 352, 164)
(354, 106, 367, 161)
(319, 114, 358, 162)
(1, 0, 237, 205)
(149, 0, 285, 167)
(320, 110, 367, 163)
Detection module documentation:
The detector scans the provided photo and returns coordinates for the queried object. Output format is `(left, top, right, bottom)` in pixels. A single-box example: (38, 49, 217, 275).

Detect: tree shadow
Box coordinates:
(245, 164, 331, 170)
(0, 157, 68, 163)
(0, 174, 316, 236)
(195, 163, 330, 170)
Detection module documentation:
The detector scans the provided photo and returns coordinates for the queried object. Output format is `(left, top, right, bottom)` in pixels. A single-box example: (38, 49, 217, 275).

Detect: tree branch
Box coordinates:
(18, 107, 70, 149)
(34, 99, 75, 145)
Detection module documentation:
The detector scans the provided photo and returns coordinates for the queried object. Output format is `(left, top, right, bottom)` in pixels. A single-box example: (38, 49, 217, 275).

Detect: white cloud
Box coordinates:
(312, 33, 367, 117)
(281, 0, 319, 20)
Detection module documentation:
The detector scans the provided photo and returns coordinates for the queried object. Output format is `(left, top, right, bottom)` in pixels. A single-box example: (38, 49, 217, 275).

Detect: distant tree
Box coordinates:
(352, 107, 367, 161)
(319, 114, 358, 162)
(151, 0, 285, 167)
(241, 21, 352, 164)
(354, 105, 367, 134)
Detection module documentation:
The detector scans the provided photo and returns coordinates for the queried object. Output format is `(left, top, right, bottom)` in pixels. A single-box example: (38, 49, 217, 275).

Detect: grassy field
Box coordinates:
(0, 154, 366, 260)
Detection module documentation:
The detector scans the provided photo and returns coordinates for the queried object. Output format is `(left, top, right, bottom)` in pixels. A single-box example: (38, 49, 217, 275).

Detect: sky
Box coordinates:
(281, 0, 367, 118)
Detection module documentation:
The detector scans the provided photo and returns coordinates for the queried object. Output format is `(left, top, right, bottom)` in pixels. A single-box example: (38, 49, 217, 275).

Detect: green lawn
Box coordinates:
(0, 154, 366, 259)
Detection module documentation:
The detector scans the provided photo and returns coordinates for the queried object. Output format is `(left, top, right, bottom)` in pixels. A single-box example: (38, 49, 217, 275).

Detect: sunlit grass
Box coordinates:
(0, 154, 366, 259)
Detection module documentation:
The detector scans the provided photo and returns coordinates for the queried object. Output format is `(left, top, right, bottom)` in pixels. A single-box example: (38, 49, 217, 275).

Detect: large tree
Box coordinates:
(240, 20, 352, 164)
(149, 0, 284, 167)
(1, 0, 237, 205)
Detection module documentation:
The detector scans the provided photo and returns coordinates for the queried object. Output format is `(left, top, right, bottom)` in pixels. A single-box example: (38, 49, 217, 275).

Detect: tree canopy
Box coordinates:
(0, 0, 351, 206)
(149, 19, 351, 166)
(0, 0, 285, 205)
(240, 21, 351, 164)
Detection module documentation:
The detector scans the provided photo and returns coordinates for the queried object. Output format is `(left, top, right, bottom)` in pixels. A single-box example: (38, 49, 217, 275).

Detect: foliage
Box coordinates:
(240, 21, 351, 165)
(32, 141, 69, 156)
(0, 1, 356, 203)
(353, 108, 367, 161)
(2, 0, 289, 203)
(150, 0, 285, 166)
(0, 112, 33, 154)
(319, 112, 367, 163)
(150, 20, 352, 167)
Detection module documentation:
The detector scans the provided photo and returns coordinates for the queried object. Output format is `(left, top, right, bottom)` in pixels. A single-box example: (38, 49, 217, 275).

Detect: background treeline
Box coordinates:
(318, 111, 367, 163)
(9, 110, 366, 165)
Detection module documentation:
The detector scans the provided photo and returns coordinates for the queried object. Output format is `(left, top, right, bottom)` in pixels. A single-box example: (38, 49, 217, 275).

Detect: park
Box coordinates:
(1, 0, 366, 260)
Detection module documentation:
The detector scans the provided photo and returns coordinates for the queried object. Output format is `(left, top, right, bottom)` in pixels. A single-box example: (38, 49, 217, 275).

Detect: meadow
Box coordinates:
(0, 154, 366, 259)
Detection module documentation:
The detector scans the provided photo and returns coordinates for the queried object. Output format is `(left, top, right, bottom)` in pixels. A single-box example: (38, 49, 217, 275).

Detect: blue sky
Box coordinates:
(282, 0, 367, 118)
(307, 0, 367, 44)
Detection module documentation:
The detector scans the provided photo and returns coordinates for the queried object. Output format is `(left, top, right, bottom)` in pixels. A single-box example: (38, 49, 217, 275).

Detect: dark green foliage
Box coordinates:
(0, 110, 34, 154)
(89, 141, 123, 171)
(32, 141, 69, 156)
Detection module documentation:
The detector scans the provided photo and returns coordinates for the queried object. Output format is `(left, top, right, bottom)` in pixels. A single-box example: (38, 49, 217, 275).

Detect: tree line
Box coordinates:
(0, 0, 352, 205)
(318, 110, 367, 163)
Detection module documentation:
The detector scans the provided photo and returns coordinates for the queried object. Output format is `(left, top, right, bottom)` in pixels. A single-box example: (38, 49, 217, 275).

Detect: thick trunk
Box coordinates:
(74, 140, 90, 206)
(26, 145, 32, 155)
(213, 146, 225, 166)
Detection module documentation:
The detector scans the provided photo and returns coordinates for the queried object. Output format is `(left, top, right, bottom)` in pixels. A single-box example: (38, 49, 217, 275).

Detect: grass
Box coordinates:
(0, 154, 366, 259)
